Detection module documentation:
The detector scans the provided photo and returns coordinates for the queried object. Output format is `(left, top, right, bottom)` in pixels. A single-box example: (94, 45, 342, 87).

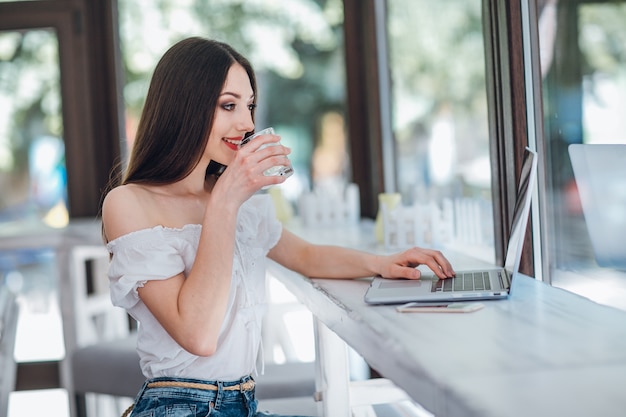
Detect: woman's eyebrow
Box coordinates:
(220, 92, 255, 101)
(220, 91, 240, 99)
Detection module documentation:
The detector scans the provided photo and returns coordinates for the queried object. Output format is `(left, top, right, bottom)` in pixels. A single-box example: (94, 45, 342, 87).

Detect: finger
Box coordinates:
(235, 143, 276, 168)
(241, 131, 279, 147)
(403, 248, 452, 278)
(248, 134, 282, 152)
(427, 263, 449, 279)
(380, 263, 418, 280)
(398, 265, 422, 280)
(430, 250, 455, 277)
(251, 154, 290, 177)
(258, 143, 291, 157)
(419, 251, 454, 279)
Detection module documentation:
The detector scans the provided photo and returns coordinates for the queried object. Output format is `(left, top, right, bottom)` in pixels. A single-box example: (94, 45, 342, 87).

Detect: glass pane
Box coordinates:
(117, 0, 347, 203)
(538, 0, 626, 310)
(0, 29, 65, 363)
(386, 0, 492, 258)
(0, 30, 67, 228)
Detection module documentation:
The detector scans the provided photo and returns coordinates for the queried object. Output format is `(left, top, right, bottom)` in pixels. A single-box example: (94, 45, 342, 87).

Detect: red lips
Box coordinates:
(222, 137, 242, 151)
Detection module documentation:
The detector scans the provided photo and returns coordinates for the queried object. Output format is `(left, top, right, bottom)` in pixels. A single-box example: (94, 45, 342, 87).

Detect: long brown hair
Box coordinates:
(123, 37, 256, 186)
(100, 38, 256, 242)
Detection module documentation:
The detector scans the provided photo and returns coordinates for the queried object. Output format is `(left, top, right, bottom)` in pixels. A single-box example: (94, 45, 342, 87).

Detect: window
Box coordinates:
(384, 0, 494, 258)
(537, 0, 626, 310)
(0, 31, 66, 410)
(0, 29, 67, 228)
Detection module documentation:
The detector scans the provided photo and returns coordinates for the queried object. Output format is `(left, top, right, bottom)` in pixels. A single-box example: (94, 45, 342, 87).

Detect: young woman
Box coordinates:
(102, 37, 455, 417)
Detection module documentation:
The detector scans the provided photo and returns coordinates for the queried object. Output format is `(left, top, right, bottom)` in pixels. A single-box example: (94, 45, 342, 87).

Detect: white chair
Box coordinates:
(0, 284, 19, 417)
(59, 244, 141, 417)
(256, 273, 317, 412)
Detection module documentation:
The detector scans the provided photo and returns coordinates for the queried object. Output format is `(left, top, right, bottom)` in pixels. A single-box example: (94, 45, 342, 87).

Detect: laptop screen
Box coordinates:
(503, 148, 537, 276)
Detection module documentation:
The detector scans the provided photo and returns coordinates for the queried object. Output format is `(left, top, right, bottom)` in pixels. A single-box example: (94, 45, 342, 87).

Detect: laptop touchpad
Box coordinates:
(379, 280, 429, 289)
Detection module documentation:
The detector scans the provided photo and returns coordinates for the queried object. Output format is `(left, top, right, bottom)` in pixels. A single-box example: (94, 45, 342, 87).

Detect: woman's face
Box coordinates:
(205, 63, 255, 166)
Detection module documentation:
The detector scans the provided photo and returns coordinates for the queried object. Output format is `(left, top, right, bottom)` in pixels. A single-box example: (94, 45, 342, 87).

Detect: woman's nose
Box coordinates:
(238, 109, 255, 132)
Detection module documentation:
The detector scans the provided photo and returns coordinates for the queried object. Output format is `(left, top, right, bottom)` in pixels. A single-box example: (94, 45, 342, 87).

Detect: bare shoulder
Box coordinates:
(102, 184, 157, 242)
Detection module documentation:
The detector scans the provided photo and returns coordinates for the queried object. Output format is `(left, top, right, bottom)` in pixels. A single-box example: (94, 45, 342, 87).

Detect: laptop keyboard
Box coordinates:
(432, 272, 492, 292)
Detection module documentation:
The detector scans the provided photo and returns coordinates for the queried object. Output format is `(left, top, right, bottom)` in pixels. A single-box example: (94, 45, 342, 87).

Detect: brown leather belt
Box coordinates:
(146, 379, 255, 392)
(122, 379, 256, 417)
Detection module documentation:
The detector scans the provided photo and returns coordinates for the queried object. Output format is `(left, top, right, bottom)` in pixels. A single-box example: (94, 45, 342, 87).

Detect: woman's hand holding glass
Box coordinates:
(239, 127, 293, 188)
(215, 128, 293, 202)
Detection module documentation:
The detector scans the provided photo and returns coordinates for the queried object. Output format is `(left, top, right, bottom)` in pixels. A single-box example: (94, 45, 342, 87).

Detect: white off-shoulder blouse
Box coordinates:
(106, 194, 282, 381)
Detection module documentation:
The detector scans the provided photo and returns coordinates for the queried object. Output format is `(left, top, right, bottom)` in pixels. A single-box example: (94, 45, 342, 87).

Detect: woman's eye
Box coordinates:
(221, 103, 235, 111)
(248, 103, 257, 111)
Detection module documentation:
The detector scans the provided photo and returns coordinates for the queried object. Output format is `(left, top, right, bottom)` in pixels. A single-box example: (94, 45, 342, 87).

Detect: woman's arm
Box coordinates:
(139, 193, 239, 357)
(102, 185, 239, 357)
(268, 229, 455, 280)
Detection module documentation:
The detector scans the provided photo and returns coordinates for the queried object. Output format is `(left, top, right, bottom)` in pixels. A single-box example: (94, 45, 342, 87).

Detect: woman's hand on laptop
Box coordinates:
(379, 247, 455, 280)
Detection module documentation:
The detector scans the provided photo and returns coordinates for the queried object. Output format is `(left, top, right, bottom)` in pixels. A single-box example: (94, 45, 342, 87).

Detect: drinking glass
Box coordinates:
(241, 127, 294, 178)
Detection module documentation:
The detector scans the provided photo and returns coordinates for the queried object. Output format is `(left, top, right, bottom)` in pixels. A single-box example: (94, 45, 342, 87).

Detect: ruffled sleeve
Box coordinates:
(239, 194, 282, 253)
(106, 226, 199, 310)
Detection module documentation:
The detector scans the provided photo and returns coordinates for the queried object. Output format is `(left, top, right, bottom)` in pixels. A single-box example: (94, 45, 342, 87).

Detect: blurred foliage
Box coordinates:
(386, 0, 490, 201)
(118, 0, 345, 134)
(387, 0, 485, 132)
(388, 0, 626, 200)
(0, 29, 62, 228)
(579, 2, 626, 75)
(0, 30, 61, 175)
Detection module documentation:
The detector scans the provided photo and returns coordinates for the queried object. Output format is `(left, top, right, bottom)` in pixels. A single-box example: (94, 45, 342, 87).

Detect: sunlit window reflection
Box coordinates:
(386, 0, 492, 256)
(539, 0, 626, 310)
(0, 29, 67, 229)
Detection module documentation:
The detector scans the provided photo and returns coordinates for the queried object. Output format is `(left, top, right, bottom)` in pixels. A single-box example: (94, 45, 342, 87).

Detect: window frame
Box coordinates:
(342, 0, 387, 219)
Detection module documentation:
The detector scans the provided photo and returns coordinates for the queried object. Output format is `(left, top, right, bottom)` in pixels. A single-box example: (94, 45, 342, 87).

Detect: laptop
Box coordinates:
(568, 144, 626, 270)
(364, 147, 537, 305)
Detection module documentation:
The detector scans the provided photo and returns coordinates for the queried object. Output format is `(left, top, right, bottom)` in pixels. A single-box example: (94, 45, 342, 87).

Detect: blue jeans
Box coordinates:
(129, 376, 312, 417)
